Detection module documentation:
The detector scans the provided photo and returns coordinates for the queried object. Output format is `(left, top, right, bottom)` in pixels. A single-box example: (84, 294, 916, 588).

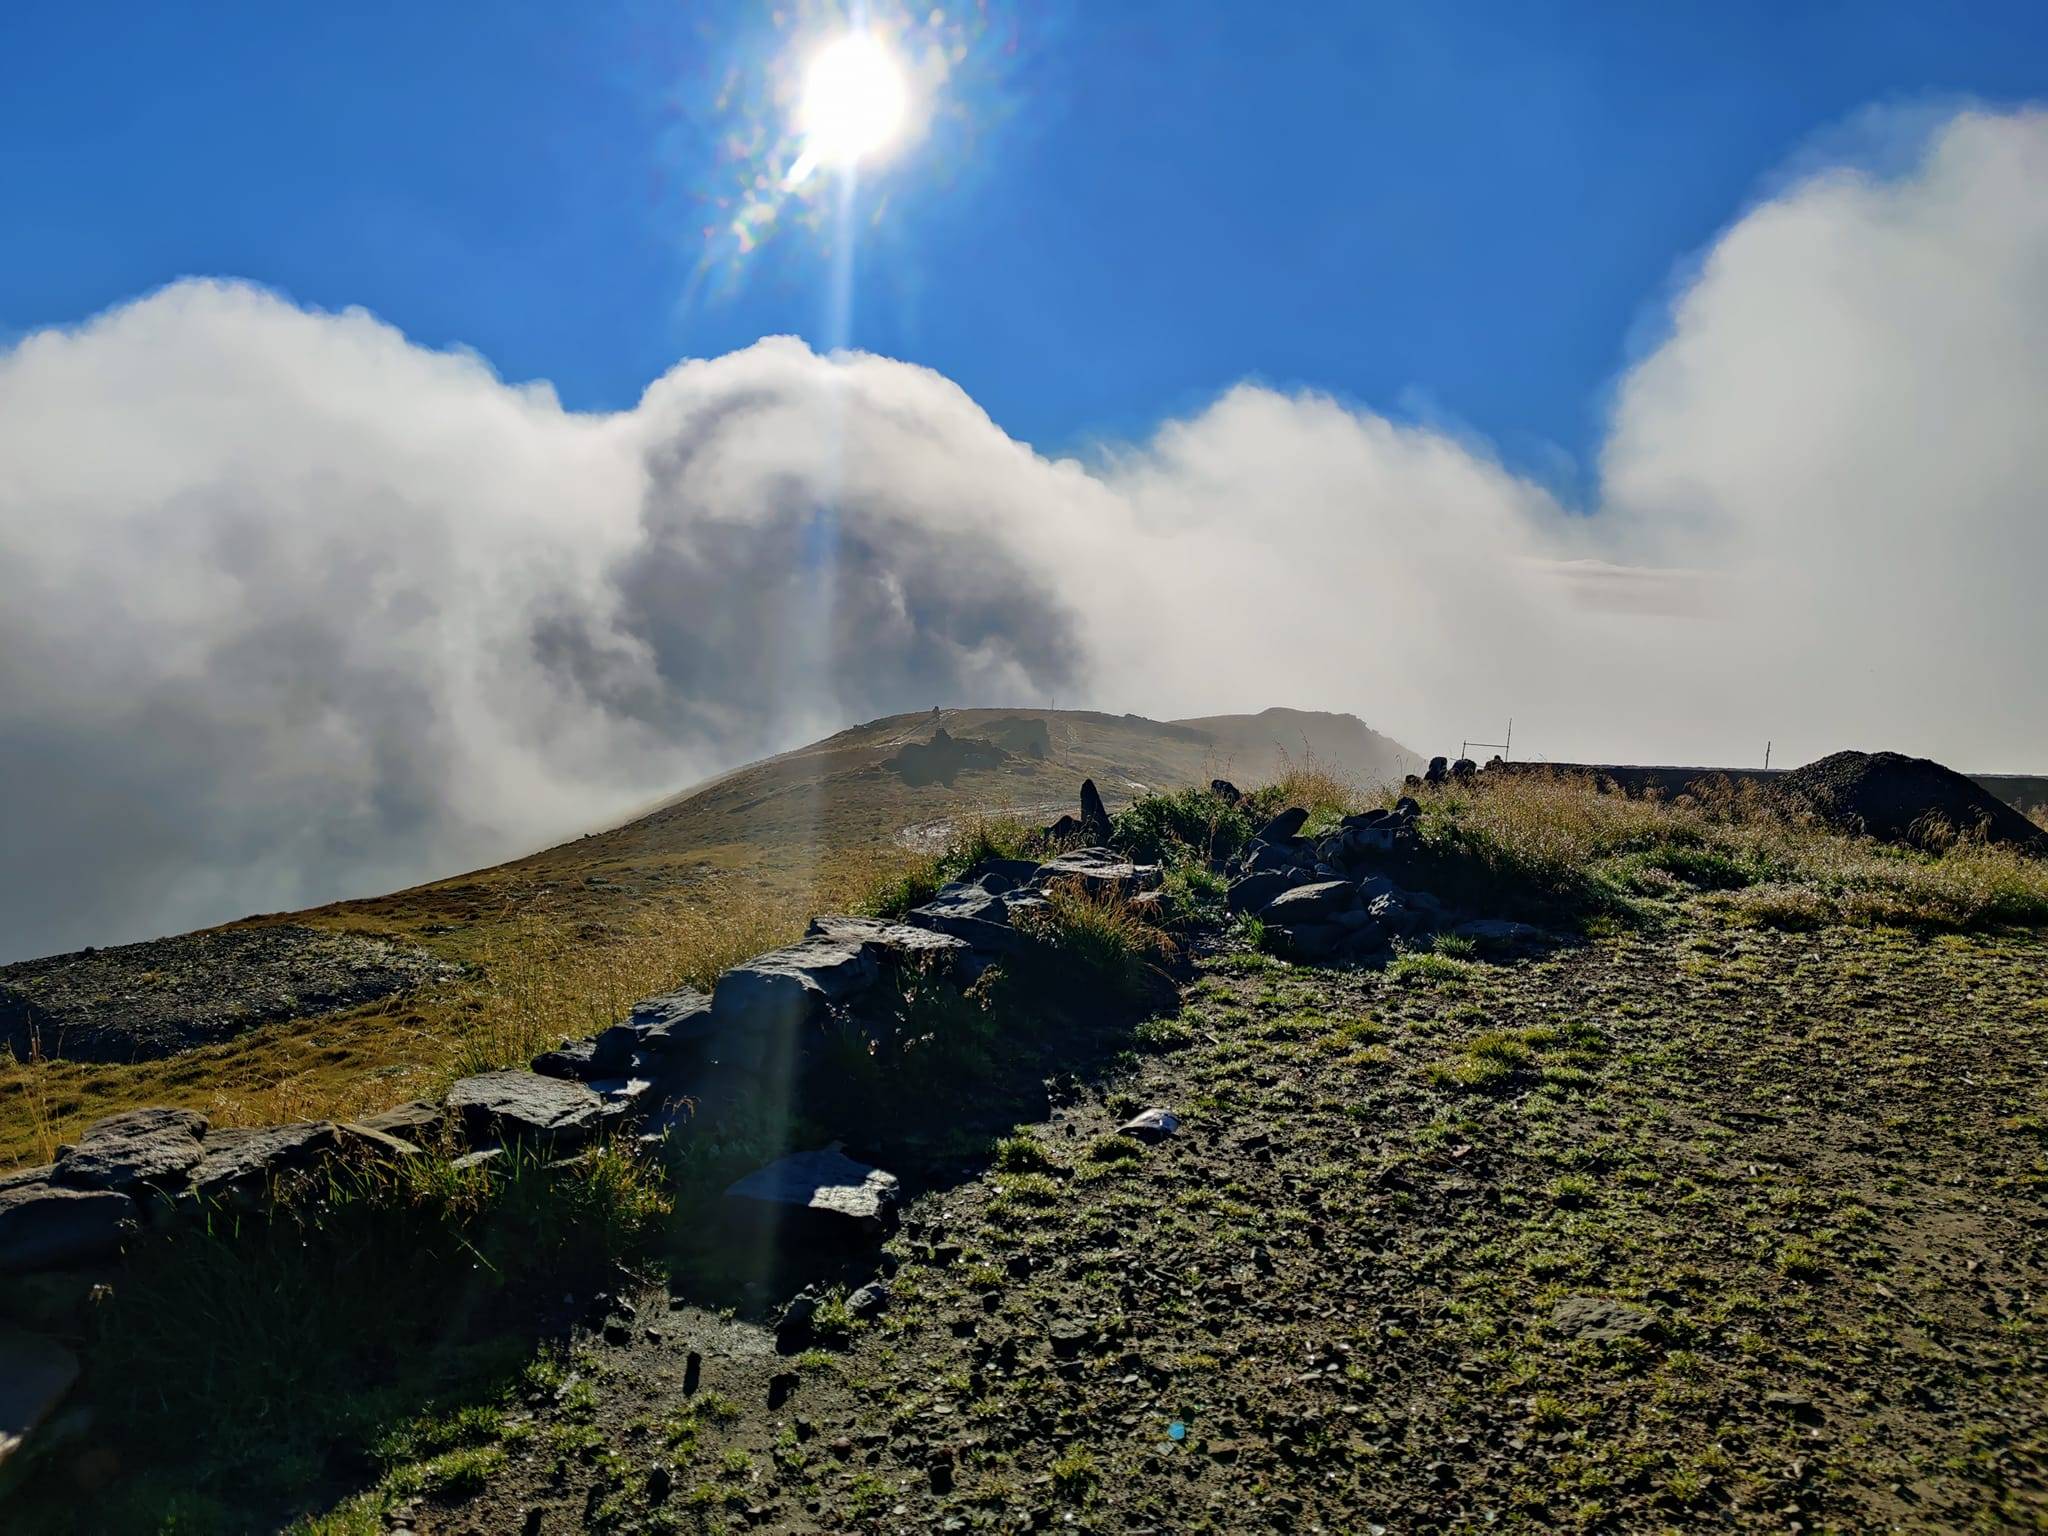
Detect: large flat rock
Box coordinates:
(903, 883, 1047, 957)
(0, 1178, 136, 1274)
(805, 915, 971, 971)
(51, 1107, 208, 1191)
(445, 1071, 606, 1148)
(725, 1146, 900, 1234)
(1033, 847, 1163, 893)
(187, 1121, 341, 1198)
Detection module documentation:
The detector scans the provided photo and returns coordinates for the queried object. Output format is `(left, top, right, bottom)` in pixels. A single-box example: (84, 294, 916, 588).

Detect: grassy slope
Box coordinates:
(0, 707, 1416, 1167)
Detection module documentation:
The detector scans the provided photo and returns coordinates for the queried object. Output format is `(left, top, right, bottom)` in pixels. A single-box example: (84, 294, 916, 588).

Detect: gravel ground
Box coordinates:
(1, 925, 460, 1063)
(405, 906, 2048, 1534)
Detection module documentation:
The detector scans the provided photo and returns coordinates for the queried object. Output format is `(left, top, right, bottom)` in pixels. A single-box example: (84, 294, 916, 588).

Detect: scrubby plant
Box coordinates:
(1112, 786, 1254, 863)
(862, 815, 1038, 919)
(1017, 879, 1177, 1004)
(38, 1136, 671, 1528)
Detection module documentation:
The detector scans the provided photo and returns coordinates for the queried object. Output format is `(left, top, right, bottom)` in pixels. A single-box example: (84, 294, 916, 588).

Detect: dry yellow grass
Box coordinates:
(0, 846, 919, 1169)
(1396, 770, 2048, 930)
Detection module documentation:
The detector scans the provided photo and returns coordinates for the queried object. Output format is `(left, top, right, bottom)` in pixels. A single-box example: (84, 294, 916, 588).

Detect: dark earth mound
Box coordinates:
(884, 727, 1010, 787)
(1782, 749, 2048, 852)
(1, 925, 460, 1064)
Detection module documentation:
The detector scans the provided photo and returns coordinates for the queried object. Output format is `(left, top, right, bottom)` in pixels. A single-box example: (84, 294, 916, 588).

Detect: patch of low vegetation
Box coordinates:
(9, 1138, 670, 1532)
(1111, 785, 1254, 863)
(1015, 878, 1178, 1005)
(1391, 772, 2048, 933)
(861, 814, 1039, 920)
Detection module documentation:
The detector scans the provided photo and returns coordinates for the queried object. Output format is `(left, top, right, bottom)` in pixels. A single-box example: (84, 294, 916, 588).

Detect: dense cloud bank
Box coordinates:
(3, 107, 2044, 960)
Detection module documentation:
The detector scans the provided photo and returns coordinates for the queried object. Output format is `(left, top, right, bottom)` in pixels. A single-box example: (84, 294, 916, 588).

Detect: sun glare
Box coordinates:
(789, 31, 908, 182)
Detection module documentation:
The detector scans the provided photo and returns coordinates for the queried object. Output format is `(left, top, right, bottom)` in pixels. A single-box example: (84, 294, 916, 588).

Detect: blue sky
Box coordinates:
(5, 0, 2046, 479)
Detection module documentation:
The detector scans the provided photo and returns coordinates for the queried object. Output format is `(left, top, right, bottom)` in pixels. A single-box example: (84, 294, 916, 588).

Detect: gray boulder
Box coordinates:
(708, 932, 885, 1070)
(965, 856, 1042, 888)
(1367, 893, 1424, 936)
(605, 986, 715, 1070)
(0, 1177, 135, 1273)
(350, 1100, 444, 1142)
(1342, 822, 1398, 857)
(445, 1071, 606, 1148)
(52, 1107, 208, 1192)
(1034, 847, 1161, 893)
(806, 915, 972, 973)
(1226, 871, 1296, 915)
(1254, 807, 1310, 843)
(187, 1121, 341, 1199)
(725, 1145, 900, 1235)
(1264, 880, 1360, 924)
(1452, 918, 1546, 950)
(1244, 840, 1310, 875)
(1079, 778, 1114, 843)
(905, 882, 1047, 958)
(530, 1039, 603, 1080)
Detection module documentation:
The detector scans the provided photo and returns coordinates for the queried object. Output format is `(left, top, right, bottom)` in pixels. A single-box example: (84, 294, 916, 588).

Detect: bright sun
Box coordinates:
(795, 32, 908, 176)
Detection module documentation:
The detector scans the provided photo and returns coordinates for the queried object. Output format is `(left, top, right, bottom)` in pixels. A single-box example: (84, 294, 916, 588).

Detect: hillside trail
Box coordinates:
(412, 912, 2048, 1534)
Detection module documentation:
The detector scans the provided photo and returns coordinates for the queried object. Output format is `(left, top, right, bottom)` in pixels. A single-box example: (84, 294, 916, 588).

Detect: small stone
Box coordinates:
(847, 1281, 891, 1319)
(1549, 1296, 1657, 1344)
(1118, 1108, 1181, 1142)
(1764, 1391, 1825, 1424)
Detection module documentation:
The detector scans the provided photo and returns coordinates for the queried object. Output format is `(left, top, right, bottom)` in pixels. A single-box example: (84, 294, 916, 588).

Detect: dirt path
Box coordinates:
(408, 911, 2048, 1534)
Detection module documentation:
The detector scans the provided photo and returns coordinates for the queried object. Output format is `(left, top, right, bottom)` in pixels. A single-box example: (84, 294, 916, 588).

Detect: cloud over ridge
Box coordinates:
(2, 106, 2043, 960)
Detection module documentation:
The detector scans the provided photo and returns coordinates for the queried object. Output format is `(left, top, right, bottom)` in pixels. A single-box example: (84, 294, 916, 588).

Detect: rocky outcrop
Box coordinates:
(52, 1107, 208, 1192)
(1222, 797, 1548, 961)
(885, 728, 1010, 787)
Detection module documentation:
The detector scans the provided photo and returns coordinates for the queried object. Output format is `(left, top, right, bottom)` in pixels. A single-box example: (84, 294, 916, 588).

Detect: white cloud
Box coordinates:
(2, 105, 2044, 959)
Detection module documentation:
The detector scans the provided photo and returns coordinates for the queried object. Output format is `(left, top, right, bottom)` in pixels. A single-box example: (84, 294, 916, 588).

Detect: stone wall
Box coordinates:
(0, 835, 1168, 1483)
